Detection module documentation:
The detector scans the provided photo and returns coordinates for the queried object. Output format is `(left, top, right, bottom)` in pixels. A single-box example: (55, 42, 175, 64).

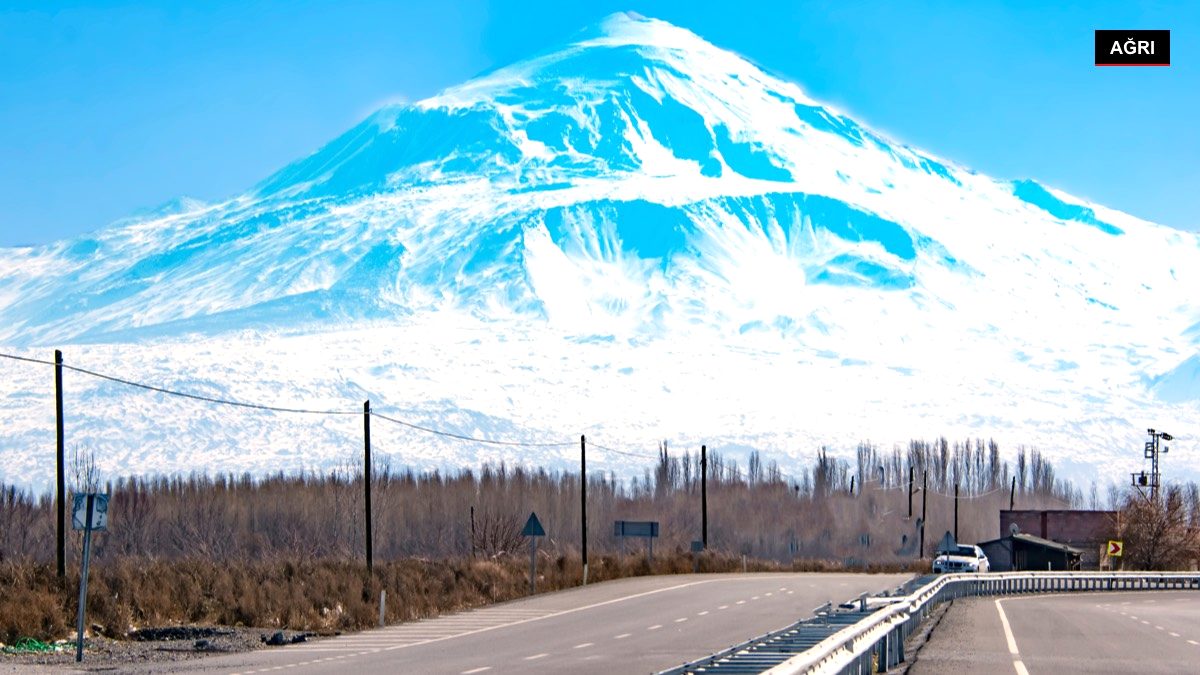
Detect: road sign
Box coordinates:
(1108, 540, 1123, 557)
(614, 520, 659, 538)
(522, 512, 545, 537)
(523, 512, 544, 596)
(936, 531, 956, 554)
(72, 493, 109, 531)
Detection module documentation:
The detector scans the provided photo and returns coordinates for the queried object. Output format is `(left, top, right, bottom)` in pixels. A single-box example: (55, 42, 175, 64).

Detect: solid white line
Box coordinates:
(461, 668, 492, 674)
(994, 599, 1030, 675)
(524, 653, 548, 661)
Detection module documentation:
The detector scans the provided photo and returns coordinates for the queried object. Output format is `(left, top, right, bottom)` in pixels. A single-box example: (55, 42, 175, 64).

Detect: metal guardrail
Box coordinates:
(662, 571, 1200, 675)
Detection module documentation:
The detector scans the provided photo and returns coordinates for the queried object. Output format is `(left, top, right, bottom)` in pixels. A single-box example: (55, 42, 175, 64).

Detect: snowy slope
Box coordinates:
(1, 13, 1197, 491)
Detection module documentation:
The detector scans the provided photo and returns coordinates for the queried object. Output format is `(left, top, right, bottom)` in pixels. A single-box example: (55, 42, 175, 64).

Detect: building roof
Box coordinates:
(979, 532, 1086, 556)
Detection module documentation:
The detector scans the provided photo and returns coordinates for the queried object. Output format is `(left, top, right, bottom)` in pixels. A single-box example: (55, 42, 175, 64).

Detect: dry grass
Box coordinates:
(0, 552, 922, 643)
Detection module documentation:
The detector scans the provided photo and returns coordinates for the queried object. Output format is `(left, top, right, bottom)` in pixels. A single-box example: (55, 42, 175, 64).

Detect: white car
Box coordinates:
(933, 544, 990, 573)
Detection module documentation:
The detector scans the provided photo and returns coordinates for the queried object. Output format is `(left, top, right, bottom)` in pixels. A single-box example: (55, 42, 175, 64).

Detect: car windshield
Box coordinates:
(956, 546, 978, 557)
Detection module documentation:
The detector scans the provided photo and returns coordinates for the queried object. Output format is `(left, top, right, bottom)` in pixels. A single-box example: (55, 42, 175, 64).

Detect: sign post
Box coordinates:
(522, 512, 545, 595)
(72, 493, 109, 662)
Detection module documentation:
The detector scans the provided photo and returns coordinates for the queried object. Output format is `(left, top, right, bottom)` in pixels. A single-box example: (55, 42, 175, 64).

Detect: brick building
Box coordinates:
(999, 509, 1117, 570)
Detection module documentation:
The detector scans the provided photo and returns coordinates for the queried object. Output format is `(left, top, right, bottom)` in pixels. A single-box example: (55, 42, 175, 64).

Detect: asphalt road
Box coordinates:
(911, 590, 1200, 674)
(119, 572, 909, 675)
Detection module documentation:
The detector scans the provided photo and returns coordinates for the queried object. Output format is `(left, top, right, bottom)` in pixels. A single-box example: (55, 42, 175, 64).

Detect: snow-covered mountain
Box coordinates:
(1, 12, 1197, 491)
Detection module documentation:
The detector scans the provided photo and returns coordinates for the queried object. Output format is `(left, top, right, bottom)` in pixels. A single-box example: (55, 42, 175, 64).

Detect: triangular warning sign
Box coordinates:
(937, 531, 957, 554)
(522, 512, 545, 537)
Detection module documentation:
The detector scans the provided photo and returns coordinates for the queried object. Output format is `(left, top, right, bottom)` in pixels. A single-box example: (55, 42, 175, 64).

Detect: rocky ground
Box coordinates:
(0, 626, 324, 672)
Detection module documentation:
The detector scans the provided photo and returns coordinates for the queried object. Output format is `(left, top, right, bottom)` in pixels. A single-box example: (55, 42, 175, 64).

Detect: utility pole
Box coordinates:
(1009, 476, 1016, 511)
(54, 349, 65, 580)
(470, 506, 477, 558)
(701, 444, 708, 549)
(363, 400, 373, 573)
(954, 483, 959, 542)
(581, 434, 588, 585)
(849, 475, 855, 496)
(920, 470, 928, 558)
(908, 466, 914, 519)
(1133, 428, 1173, 502)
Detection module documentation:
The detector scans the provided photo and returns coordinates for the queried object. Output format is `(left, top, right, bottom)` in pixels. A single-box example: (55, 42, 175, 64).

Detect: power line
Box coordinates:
(589, 443, 658, 460)
(0, 352, 57, 367)
(67, 363, 361, 415)
(2, 351, 359, 415)
(368, 411, 573, 448)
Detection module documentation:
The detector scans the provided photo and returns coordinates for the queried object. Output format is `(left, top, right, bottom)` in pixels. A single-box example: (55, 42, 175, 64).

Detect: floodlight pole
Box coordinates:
(1136, 428, 1172, 502)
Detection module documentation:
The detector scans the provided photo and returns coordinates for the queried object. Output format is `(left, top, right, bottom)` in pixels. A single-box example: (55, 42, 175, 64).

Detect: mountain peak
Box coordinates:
(580, 12, 713, 50)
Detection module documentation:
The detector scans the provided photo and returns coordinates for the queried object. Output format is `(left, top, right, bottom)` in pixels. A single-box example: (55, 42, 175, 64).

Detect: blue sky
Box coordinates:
(0, 0, 1196, 246)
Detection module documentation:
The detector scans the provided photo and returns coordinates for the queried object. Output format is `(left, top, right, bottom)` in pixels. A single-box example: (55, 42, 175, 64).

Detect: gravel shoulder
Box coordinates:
(0, 627, 321, 673)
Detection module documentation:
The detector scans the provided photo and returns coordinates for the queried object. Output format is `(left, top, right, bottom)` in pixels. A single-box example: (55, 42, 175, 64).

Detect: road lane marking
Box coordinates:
(718, 605, 729, 610)
(226, 573, 893, 671)
(1155, 625, 1164, 630)
(1170, 632, 1180, 637)
(524, 653, 548, 661)
(765, 592, 773, 596)
(615, 633, 631, 639)
(995, 600, 1030, 675)
(573, 643, 593, 649)
(648, 624, 662, 630)
(1142, 620, 1151, 625)
(462, 668, 492, 674)
(698, 611, 709, 616)
(1188, 640, 1199, 645)
(736, 600, 746, 605)
(751, 596, 760, 600)
(674, 617, 688, 623)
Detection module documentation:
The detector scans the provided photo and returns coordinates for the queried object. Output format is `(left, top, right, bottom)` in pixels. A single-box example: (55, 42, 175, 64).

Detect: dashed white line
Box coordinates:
(1188, 640, 1199, 646)
(1142, 620, 1151, 625)
(765, 592, 773, 596)
(648, 624, 663, 631)
(995, 600, 1030, 675)
(697, 611, 709, 616)
(615, 633, 631, 639)
(524, 653, 549, 661)
(1155, 625, 1165, 631)
(1170, 632, 1180, 637)
(462, 668, 492, 674)
(674, 617, 688, 623)
(736, 600, 746, 605)
(718, 605, 729, 610)
(573, 642, 594, 649)
(751, 596, 760, 600)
